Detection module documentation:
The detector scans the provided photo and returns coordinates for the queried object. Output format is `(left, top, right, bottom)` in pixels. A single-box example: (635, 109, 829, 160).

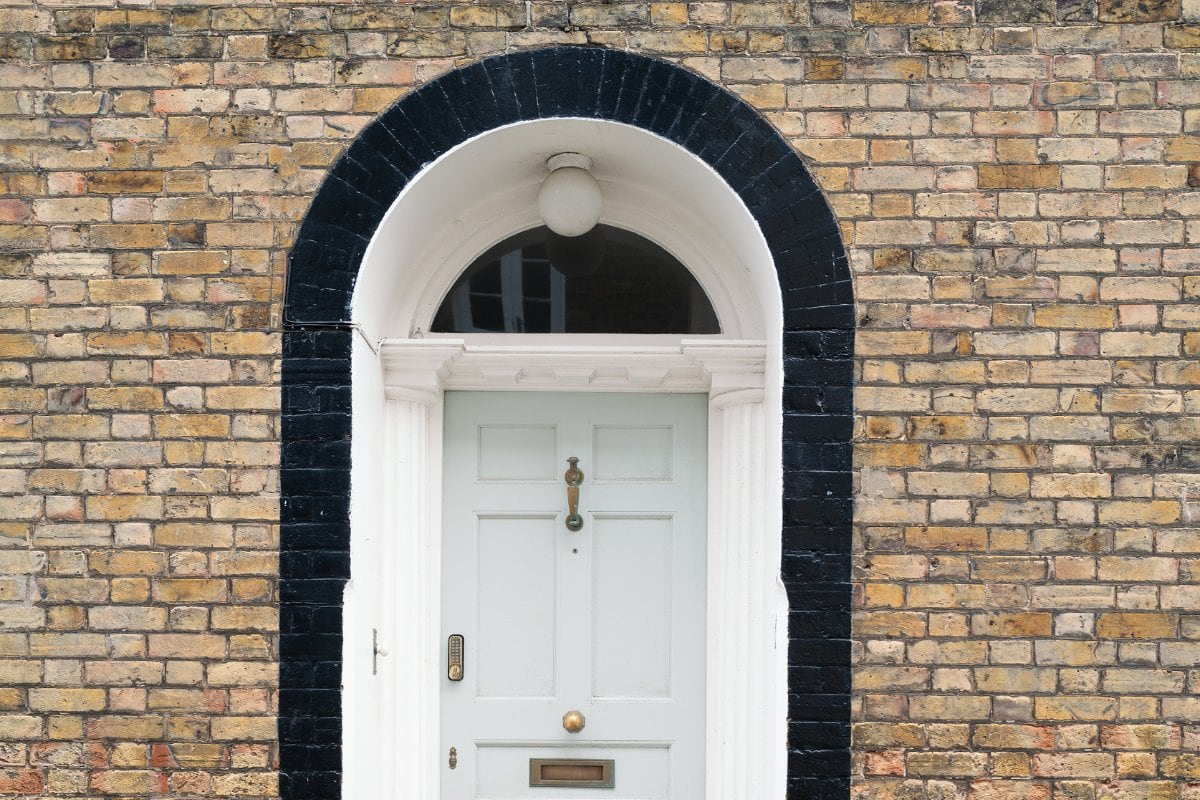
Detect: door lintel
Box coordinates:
(379, 337, 767, 395)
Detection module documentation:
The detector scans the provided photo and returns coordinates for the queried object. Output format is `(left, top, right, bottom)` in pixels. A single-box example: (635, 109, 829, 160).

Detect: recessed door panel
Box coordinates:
(442, 392, 707, 800)
(593, 425, 673, 481)
(476, 515, 557, 698)
(592, 515, 672, 699)
(478, 425, 558, 481)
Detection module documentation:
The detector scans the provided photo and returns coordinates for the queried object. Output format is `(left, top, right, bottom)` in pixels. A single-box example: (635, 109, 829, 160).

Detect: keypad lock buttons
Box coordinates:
(447, 634, 464, 681)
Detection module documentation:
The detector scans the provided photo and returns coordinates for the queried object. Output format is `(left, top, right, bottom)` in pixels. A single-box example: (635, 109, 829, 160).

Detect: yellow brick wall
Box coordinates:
(2, 0, 1200, 797)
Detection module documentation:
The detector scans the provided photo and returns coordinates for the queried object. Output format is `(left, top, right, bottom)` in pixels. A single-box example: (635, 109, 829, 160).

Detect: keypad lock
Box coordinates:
(447, 634, 464, 681)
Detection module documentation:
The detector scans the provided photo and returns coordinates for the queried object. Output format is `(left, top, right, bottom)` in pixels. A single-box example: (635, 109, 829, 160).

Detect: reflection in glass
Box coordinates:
(431, 225, 720, 334)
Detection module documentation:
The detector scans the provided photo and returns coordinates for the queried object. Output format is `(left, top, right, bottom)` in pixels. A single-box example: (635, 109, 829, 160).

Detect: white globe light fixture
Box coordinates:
(537, 153, 603, 237)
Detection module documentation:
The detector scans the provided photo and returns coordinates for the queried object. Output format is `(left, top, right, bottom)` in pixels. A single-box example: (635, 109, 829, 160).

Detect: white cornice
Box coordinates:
(380, 337, 768, 393)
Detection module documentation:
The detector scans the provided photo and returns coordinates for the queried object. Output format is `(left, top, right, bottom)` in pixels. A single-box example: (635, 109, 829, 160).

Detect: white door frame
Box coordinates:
(352, 336, 777, 799)
(341, 117, 790, 799)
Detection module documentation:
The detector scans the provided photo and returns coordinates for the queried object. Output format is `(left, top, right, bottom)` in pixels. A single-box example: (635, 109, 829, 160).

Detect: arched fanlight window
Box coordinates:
(431, 225, 720, 334)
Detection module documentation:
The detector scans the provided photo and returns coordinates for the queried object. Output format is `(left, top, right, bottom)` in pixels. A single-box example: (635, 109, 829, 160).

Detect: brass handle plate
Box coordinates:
(564, 457, 584, 531)
(530, 758, 613, 788)
(447, 634, 463, 681)
(562, 709, 586, 733)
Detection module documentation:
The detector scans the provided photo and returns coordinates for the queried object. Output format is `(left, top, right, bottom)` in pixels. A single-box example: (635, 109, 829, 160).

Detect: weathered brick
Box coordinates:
(1099, 0, 1181, 21)
(1096, 612, 1177, 639)
(1035, 696, 1118, 721)
(972, 612, 1053, 637)
(28, 688, 105, 712)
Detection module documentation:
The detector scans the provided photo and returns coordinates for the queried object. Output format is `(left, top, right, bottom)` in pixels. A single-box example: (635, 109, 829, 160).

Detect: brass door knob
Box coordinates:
(562, 710, 586, 733)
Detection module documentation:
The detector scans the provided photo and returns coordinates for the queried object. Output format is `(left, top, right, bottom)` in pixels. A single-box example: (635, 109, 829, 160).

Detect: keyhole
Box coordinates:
(572, 548, 578, 554)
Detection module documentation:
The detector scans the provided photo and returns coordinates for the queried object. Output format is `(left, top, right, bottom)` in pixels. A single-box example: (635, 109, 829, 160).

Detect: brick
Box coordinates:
(857, 610, 926, 637)
(153, 578, 227, 603)
(905, 526, 987, 550)
(908, 751, 989, 776)
(974, 332, 1057, 356)
(1098, 501, 1181, 525)
(148, 634, 225, 659)
(29, 688, 105, 712)
(90, 551, 166, 576)
(852, 1, 929, 23)
(86, 495, 162, 521)
(910, 84, 991, 109)
(155, 251, 229, 276)
(153, 414, 230, 439)
(1100, 725, 1180, 750)
(211, 606, 276, 631)
(1099, 0, 1181, 20)
(152, 359, 232, 384)
(1042, 81, 1117, 107)
(1100, 110, 1182, 134)
(211, 716, 274, 741)
(0, 769, 41, 793)
(973, 556, 1048, 581)
(1096, 612, 1177, 639)
(854, 166, 936, 190)
(908, 471, 989, 496)
(90, 770, 166, 795)
(89, 606, 167, 630)
(974, 724, 1056, 750)
(1031, 473, 1112, 498)
(972, 612, 1053, 637)
(1034, 306, 1115, 329)
(909, 696, 991, 720)
(974, 111, 1055, 135)
(84, 661, 163, 686)
(1102, 669, 1185, 694)
(1106, 165, 1188, 189)
(907, 583, 986, 607)
(85, 331, 167, 355)
(977, 668, 1057, 693)
(1036, 696, 1118, 721)
(1033, 752, 1114, 778)
(86, 387, 162, 411)
(86, 715, 164, 740)
(1100, 333, 1180, 357)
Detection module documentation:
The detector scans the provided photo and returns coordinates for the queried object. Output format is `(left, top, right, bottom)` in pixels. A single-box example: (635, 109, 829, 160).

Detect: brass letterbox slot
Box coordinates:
(529, 758, 615, 788)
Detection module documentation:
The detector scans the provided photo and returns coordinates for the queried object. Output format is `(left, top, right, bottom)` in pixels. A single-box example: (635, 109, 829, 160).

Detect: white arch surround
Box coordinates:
(344, 118, 788, 799)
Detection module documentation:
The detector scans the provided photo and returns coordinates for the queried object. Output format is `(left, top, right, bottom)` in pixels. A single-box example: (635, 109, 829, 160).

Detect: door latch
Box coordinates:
(372, 628, 388, 675)
(447, 634, 464, 681)
(448, 747, 457, 770)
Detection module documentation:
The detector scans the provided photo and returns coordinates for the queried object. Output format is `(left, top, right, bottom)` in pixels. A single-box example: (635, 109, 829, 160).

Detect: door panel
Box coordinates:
(592, 426, 674, 481)
(476, 515, 558, 698)
(591, 515, 672, 699)
(478, 425, 559, 481)
(442, 392, 707, 799)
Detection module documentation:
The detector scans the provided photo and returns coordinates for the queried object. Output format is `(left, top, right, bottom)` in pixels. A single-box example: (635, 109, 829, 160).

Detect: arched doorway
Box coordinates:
(282, 47, 854, 800)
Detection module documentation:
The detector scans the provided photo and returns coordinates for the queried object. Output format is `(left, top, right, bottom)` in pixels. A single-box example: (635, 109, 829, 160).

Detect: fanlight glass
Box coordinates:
(431, 225, 720, 334)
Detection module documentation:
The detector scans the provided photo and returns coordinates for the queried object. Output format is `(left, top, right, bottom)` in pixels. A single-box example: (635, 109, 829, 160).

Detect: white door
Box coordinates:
(441, 391, 707, 799)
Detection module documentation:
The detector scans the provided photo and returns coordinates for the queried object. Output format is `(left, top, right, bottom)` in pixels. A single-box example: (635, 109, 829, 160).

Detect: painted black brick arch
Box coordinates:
(282, 46, 854, 800)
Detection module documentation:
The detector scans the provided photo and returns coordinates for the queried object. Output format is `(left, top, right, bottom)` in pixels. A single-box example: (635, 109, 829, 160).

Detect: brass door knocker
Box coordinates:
(564, 457, 584, 531)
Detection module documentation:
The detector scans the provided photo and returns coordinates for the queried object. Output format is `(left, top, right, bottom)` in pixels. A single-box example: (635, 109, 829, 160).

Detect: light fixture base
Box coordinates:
(546, 152, 593, 172)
